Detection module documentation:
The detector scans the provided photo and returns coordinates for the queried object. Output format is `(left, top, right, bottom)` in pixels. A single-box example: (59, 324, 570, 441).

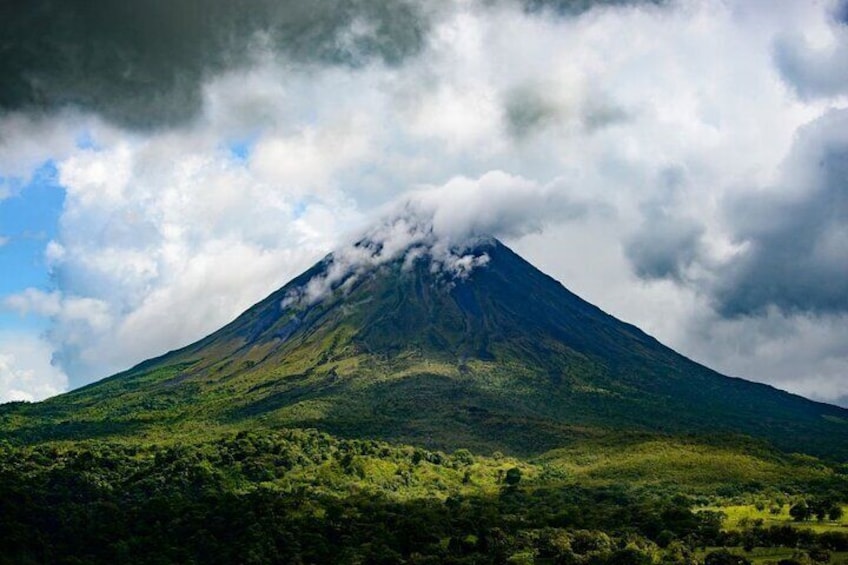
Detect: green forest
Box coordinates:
(2, 427, 847, 564)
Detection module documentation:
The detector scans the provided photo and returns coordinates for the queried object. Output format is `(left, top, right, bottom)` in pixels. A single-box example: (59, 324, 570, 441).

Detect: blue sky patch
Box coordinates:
(0, 161, 64, 299)
(293, 200, 308, 219)
(227, 137, 256, 163)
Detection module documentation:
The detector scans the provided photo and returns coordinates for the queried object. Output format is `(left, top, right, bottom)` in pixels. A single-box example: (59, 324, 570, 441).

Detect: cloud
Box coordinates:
(3, 289, 63, 317)
(627, 108, 848, 318)
(0, 235, 8, 247)
(774, 3, 848, 100)
(0, 112, 86, 197)
(624, 169, 707, 284)
(716, 134, 848, 315)
(0, 331, 68, 402)
(0, 0, 665, 130)
(283, 170, 587, 306)
(408, 170, 587, 241)
(0, 0, 432, 129)
(519, 0, 663, 15)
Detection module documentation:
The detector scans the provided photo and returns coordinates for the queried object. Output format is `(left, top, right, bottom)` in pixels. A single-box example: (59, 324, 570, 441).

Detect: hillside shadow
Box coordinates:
(3, 419, 147, 445)
(224, 372, 595, 456)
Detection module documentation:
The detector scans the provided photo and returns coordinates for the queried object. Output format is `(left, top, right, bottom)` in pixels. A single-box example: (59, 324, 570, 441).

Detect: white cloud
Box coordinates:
(0, 331, 68, 403)
(0, 113, 79, 181)
(0, 111, 123, 201)
(4, 289, 63, 317)
(281, 169, 588, 307)
(411, 170, 586, 241)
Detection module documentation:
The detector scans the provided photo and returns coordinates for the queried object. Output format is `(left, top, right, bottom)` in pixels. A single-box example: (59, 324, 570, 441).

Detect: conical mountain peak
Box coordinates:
(9, 235, 848, 459)
(279, 232, 496, 310)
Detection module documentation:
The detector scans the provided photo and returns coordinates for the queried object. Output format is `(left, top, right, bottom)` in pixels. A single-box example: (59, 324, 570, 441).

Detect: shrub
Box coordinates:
(505, 467, 522, 486)
(704, 549, 752, 565)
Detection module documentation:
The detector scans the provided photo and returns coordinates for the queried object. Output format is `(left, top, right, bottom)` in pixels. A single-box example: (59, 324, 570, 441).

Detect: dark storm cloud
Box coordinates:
(623, 110, 848, 319)
(0, 0, 429, 128)
(625, 167, 703, 283)
(503, 86, 559, 139)
(503, 85, 630, 140)
(0, 0, 666, 129)
(839, 0, 848, 25)
(716, 118, 848, 316)
(773, 4, 848, 100)
(518, 0, 664, 16)
(625, 213, 703, 282)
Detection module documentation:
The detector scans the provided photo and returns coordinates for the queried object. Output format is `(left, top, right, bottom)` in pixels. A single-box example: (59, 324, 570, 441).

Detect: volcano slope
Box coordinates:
(3, 238, 847, 460)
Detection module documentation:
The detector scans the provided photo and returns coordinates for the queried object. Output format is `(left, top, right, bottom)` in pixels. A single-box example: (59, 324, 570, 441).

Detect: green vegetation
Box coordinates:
(713, 503, 848, 533)
(2, 239, 848, 562)
(695, 546, 848, 565)
(1, 428, 847, 564)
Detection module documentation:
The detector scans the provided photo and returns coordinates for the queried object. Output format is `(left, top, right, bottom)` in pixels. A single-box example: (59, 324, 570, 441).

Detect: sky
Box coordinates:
(0, 0, 846, 407)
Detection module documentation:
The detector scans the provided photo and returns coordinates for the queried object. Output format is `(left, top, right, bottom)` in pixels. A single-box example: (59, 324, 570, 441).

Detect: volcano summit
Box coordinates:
(5, 236, 847, 460)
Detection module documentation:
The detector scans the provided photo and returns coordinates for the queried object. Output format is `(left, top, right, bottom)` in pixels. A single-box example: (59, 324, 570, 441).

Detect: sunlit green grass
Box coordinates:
(534, 436, 840, 493)
(712, 503, 848, 533)
(695, 547, 848, 565)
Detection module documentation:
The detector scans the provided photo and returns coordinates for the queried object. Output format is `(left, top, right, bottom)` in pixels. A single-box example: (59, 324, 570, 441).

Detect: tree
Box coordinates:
(828, 505, 843, 522)
(695, 510, 726, 544)
(790, 501, 811, 522)
(453, 449, 474, 466)
(808, 547, 831, 563)
(505, 467, 522, 486)
(662, 541, 697, 565)
(811, 500, 830, 522)
(656, 530, 675, 548)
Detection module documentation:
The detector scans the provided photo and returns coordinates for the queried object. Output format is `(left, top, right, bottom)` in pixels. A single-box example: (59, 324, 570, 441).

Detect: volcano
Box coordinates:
(4, 237, 848, 459)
